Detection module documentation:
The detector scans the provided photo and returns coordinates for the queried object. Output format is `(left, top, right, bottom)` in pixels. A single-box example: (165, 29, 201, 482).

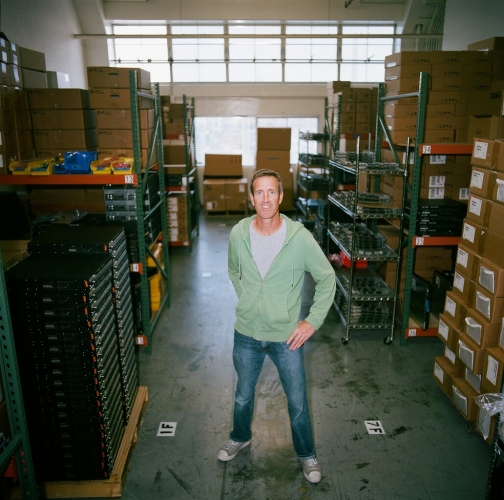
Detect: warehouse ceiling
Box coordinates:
(72, 0, 444, 38)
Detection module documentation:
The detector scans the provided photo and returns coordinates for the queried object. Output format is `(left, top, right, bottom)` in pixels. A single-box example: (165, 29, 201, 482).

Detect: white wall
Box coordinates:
(2, 0, 87, 88)
(443, 0, 504, 50)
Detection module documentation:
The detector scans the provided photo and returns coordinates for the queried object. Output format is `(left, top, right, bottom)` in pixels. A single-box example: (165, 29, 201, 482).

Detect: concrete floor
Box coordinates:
(120, 214, 491, 500)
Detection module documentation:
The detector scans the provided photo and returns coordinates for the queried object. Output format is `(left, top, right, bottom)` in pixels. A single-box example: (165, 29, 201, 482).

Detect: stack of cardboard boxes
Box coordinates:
(166, 193, 190, 244)
(327, 81, 378, 153)
(87, 66, 155, 168)
(203, 154, 248, 216)
(434, 137, 504, 444)
(255, 127, 293, 210)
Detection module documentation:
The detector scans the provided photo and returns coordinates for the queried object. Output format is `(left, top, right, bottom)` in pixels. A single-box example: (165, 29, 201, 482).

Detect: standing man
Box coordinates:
(217, 168, 336, 484)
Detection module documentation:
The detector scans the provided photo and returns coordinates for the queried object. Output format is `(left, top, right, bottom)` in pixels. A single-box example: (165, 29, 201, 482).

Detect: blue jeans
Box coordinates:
(230, 330, 316, 459)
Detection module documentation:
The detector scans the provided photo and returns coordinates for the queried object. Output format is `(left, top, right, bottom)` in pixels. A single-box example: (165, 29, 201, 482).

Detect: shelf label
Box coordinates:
(422, 145, 432, 155)
(364, 420, 385, 435)
(469, 196, 482, 216)
(462, 223, 476, 243)
(408, 328, 417, 337)
(470, 170, 484, 189)
(124, 174, 134, 184)
(473, 140, 488, 160)
(438, 319, 449, 341)
(456, 248, 468, 268)
(157, 422, 177, 437)
(130, 263, 142, 273)
(415, 237, 425, 246)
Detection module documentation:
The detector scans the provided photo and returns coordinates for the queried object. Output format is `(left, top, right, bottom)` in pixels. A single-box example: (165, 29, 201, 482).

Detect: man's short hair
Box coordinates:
(250, 169, 283, 195)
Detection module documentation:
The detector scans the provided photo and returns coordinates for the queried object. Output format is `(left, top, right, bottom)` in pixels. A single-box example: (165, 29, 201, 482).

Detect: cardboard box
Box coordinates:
(452, 377, 479, 421)
(444, 290, 468, 329)
(471, 138, 504, 170)
(484, 229, 504, 268)
(468, 37, 504, 51)
(0, 239, 29, 270)
(428, 90, 470, 105)
(95, 108, 154, 130)
(384, 64, 431, 81)
(455, 244, 479, 279)
(225, 178, 248, 212)
(469, 167, 496, 198)
(204, 154, 242, 177)
(472, 283, 504, 322)
(256, 150, 290, 171)
(89, 88, 154, 110)
(87, 66, 151, 90)
(384, 51, 434, 68)
(18, 45, 46, 72)
(451, 270, 473, 304)
(30, 109, 96, 130)
(164, 144, 186, 165)
(97, 128, 152, 149)
(433, 356, 458, 399)
(477, 257, 504, 297)
(438, 312, 461, 352)
(27, 89, 90, 110)
(481, 347, 504, 394)
(467, 116, 501, 141)
(203, 179, 226, 212)
(465, 366, 482, 394)
(458, 330, 486, 374)
(33, 129, 97, 150)
(464, 306, 501, 348)
(257, 128, 291, 151)
(20, 67, 47, 88)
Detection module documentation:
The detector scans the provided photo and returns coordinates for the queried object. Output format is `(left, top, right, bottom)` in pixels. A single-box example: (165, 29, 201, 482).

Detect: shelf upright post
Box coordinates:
(183, 95, 199, 250)
(129, 72, 169, 352)
(129, 70, 150, 350)
(154, 83, 170, 308)
(400, 71, 429, 345)
(0, 253, 39, 498)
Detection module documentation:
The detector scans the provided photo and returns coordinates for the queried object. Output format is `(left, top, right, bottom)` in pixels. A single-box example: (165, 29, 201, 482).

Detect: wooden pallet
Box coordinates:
(11, 386, 149, 499)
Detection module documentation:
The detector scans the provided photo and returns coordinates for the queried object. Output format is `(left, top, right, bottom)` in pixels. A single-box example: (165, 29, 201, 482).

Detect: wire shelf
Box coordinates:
(335, 268, 395, 300)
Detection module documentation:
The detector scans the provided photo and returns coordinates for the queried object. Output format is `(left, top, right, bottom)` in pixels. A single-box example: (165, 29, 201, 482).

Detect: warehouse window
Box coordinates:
(228, 25, 282, 82)
(109, 22, 395, 83)
(195, 116, 318, 167)
(340, 25, 394, 82)
(112, 25, 170, 83)
(171, 25, 226, 82)
(285, 25, 339, 82)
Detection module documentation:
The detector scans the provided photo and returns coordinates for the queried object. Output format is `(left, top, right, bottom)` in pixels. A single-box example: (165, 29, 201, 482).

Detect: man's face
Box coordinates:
(250, 175, 283, 221)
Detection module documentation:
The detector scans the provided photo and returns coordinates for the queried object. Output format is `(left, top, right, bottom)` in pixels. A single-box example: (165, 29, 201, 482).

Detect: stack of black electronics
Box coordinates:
(6, 254, 124, 481)
(27, 225, 139, 425)
(405, 199, 467, 236)
(103, 171, 161, 246)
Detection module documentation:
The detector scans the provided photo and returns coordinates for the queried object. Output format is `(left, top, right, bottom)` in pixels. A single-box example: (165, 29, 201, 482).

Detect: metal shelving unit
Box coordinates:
(0, 74, 169, 353)
(375, 72, 473, 344)
(129, 72, 169, 352)
(0, 252, 39, 499)
(296, 130, 332, 235)
(328, 139, 408, 344)
(167, 95, 199, 250)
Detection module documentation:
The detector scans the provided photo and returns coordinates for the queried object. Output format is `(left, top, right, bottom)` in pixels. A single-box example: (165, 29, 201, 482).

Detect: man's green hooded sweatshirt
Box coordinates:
(228, 214, 336, 342)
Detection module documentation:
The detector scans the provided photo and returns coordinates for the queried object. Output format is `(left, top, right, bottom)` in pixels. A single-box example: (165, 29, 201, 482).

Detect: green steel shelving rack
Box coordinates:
(376, 72, 473, 344)
(129, 72, 170, 352)
(375, 72, 429, 345)
(0, 251, 39, 498)
(183, 95, 199, 249)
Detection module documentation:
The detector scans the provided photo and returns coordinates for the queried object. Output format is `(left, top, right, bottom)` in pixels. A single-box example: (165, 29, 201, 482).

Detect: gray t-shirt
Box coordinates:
(249, 219, 287, 279)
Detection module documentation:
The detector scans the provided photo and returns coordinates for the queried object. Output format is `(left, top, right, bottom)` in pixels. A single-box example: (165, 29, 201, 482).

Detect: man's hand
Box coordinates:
(286, 320, 316, 351)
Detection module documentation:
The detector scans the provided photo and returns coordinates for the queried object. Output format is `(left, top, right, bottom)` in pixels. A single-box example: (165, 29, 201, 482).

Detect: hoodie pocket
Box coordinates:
(260, 296, 290, 327)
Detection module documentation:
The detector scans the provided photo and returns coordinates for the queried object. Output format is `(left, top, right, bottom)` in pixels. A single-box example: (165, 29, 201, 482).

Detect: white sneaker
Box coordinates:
(217, 439, 251, 461)
(301, 457, 322, 483)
